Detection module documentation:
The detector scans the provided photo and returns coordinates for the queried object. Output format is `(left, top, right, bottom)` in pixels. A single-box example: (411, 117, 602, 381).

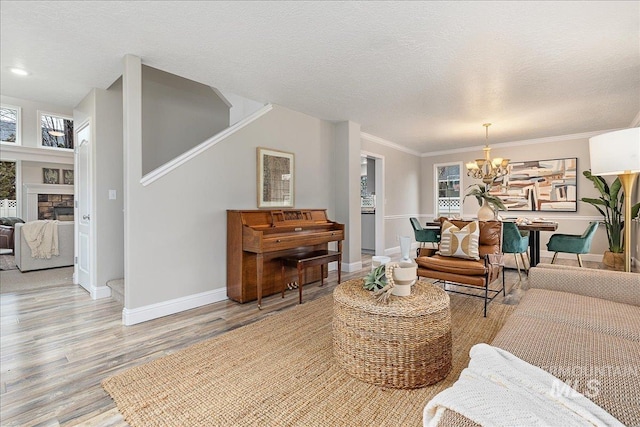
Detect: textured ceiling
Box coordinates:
(1, 1, 639, 153)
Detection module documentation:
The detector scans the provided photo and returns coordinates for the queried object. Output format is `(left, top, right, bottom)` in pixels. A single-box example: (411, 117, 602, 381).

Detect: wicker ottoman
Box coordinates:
(332, 278, 452, 389)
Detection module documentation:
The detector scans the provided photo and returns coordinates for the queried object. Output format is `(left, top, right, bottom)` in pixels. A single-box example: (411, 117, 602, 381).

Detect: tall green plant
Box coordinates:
(581, 170, 640, 253)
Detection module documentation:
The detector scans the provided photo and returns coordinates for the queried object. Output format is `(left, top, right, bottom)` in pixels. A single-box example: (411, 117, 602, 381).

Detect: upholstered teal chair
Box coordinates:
(502, 221, 529, 280)
(546, 221, 599, 267)
(410, 218, 440, 249)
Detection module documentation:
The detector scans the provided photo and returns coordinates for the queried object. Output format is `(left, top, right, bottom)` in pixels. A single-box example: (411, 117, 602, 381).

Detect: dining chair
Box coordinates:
(546, 221, 599, 267)
(501, 221, 529, 280)
(409, 218, 440, 249)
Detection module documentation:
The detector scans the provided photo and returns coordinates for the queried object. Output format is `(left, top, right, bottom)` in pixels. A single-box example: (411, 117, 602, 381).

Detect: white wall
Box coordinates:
(334, 121, 362, 270)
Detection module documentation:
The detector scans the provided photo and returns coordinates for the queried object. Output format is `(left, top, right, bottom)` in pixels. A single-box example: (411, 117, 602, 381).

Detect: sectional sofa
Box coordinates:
(14, 221, 74, 272)
(425, 263, 640, 426)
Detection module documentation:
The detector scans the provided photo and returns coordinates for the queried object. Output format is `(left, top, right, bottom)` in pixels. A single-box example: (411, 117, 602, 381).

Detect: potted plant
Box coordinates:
(464, 184, 506, 220)
(581, 170, 640, 269)
(363, 264, 387, 291)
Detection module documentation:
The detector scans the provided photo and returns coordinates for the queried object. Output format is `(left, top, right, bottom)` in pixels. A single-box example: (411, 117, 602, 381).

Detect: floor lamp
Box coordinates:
(589, 127, 640, 272)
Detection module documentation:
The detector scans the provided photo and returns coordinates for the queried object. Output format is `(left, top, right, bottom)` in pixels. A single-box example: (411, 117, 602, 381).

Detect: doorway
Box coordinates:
(360, 151, 385, 257)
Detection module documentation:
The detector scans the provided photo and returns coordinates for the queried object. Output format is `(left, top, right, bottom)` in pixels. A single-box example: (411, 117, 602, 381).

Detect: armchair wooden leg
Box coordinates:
(520, 253, 530, 275)
(551, 252, 559, 264)
(577, 254, 584, 268)
(513, 253, 521, 281)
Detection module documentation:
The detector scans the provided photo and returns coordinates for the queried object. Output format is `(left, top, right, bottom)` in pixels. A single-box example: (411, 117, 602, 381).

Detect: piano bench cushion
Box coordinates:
(281, 250, 341, 269)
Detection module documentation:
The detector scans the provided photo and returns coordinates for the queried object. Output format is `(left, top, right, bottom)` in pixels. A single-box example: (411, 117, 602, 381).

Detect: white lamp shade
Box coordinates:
(589, 128, 640, 176)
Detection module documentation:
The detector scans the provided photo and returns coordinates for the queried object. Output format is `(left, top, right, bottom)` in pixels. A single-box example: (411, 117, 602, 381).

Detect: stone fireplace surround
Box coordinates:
(38, 194, 74, 220)
(23, 184, 74, 223)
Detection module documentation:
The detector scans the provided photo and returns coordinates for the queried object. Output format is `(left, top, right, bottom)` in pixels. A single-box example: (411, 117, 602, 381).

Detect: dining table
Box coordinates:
(424, 219, 558, 267)
(515, 221, 558, 267)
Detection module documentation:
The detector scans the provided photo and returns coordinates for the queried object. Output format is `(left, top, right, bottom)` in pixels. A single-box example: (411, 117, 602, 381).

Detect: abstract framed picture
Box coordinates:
(257, 147, 294, 208)
(489, 157, 577, 212)
(63, 169, 74, 185)
(43, 168, 60, 184)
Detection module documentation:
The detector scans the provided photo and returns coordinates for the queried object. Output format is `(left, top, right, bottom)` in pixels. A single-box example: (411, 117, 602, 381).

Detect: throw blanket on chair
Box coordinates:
(21, 220, 60, 259)
(423, 343, 623, 427)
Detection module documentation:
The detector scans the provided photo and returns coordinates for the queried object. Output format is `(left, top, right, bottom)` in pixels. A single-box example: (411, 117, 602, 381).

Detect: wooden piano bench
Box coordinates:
(280, 250, 342, 305)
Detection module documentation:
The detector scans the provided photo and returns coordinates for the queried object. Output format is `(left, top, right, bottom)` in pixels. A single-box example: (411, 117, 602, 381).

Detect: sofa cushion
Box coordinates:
(438, 220, 480, 260)
(0, 217, 24, 226)
(513, 288, 640, 342)
(491, 289, 640, 426)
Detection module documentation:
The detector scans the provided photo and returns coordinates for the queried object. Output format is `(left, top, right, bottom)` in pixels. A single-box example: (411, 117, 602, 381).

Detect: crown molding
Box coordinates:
(360, 128, 626, 159)
(419, 129, 623, 157)
(360, 132, 421, 157)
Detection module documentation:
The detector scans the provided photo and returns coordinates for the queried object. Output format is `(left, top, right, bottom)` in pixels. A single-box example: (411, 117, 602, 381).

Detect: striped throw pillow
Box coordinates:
(438, 220, 480, 260)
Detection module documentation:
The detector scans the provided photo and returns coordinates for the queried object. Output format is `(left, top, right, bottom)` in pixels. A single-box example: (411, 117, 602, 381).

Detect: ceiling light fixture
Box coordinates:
(465, 123, 510, 185)
(48, 130, 65, 137)
(9, 67, 30, 76)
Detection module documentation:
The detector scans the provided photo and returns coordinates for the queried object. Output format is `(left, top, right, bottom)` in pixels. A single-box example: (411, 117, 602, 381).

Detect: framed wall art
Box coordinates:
(43, 168, 60, 184)
(489, 157, 577, 212)
(257, 147, 294, 208)
(63, 169, 74, 185)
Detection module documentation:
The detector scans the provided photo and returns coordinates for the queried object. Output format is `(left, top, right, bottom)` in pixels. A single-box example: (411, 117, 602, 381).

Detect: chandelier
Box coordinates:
(465, 123, 510, 185)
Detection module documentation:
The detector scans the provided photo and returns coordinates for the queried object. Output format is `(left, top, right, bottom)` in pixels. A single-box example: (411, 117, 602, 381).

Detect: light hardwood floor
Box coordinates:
(0, 255, 630, 426)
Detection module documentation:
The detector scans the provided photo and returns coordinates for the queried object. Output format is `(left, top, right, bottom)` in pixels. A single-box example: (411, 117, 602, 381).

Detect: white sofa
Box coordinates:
(14, 221, 74, 272)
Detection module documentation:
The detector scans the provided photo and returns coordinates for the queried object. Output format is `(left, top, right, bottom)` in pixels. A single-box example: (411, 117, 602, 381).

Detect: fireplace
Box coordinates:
(23, 183, 74, 222)
(38, 194, 74, 221)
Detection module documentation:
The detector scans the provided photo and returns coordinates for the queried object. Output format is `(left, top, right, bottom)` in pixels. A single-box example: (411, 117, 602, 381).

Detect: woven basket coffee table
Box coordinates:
(332, 278, 452, 389)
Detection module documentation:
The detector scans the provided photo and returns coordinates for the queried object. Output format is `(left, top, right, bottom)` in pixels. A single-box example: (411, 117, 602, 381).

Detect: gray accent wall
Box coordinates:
(126, 95, 337, 309)
(141, 65, 231, 175)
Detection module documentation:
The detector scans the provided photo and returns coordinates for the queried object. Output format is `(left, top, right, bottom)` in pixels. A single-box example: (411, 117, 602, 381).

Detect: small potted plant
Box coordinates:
(363, 264, 387, 291)
(581, 170, 640, 270)
(464, 184, 506, 220)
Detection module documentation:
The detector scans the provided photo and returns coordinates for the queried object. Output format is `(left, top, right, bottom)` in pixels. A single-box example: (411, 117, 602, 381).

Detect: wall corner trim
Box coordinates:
(122, 287, 228, 326)
(360, 132, 422, 157)
(140, 104, 273, 186)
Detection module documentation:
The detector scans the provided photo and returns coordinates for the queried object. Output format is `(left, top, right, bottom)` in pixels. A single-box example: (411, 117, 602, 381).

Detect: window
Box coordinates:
(39, 112, 74, 149)
(0, 105, 21, 144)
(434, 162, 462, 218)
(0, 161, 18, 218)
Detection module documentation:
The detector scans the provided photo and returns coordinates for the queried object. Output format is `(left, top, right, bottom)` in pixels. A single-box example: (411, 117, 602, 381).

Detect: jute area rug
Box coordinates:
(102, 281, 515, 427)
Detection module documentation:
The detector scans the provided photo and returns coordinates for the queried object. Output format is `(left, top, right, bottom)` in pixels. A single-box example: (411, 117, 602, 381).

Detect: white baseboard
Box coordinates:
(341, 260, 363, 272)
(91, 285, 112, 300)
(539, 250, 603, 263)
(384, 242, 421, 257)
(122, 287, 228, 326)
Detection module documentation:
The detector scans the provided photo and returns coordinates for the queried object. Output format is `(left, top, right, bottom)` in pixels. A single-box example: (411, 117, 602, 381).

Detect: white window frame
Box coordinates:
(38, 110, 74, 150)
(0, 104, 22, 145)
(433, 161, 463, 219)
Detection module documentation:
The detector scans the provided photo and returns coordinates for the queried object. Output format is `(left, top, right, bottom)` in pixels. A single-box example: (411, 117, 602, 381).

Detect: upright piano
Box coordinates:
(227, 209, 345, 306)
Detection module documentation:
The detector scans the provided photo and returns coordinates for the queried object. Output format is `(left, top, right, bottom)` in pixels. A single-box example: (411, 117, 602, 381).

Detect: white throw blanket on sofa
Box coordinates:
(21, 220, 59, 259)
(423, 343, 623, 427)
